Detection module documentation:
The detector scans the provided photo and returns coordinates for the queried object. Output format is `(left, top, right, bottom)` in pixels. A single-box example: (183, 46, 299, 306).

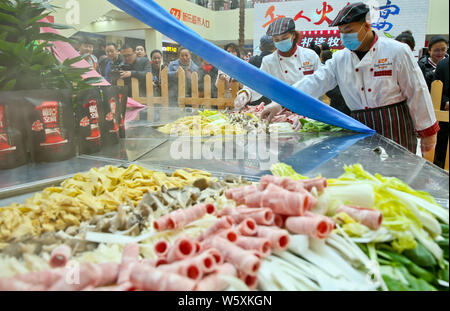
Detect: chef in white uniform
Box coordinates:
(234, 17, 321, 109)
(261, 2, 439, 154)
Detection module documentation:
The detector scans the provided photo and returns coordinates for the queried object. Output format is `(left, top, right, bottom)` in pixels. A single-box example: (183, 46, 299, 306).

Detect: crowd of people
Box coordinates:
(75, 36, 254, 102)
(75, 1, 448, 167)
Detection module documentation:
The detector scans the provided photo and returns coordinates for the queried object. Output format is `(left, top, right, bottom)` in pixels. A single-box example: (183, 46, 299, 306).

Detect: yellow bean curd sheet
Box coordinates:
(0, 165, 212, 244)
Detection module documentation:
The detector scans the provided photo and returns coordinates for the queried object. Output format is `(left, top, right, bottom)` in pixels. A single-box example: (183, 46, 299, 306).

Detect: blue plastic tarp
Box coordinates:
(108, 0, 375, 134)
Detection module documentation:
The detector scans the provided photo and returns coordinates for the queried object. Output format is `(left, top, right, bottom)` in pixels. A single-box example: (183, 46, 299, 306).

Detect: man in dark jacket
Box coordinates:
(120, 44, 152, 97)
(249, 35, 276, 69)
(433, 57, 449, 169)
(99, 43, 123, 84)
(248, 35, 276, 106)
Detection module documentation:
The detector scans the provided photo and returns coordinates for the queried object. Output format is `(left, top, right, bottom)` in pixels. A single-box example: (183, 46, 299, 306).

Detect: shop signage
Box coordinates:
(170, 8, 211, 29)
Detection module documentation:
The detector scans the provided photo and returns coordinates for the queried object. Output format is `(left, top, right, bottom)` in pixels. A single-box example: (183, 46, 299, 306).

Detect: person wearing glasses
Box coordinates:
(119, 44, 152, 97)
(261, 2, 439, 155)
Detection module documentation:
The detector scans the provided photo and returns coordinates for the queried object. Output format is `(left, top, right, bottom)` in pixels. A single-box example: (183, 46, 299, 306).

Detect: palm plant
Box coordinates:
(0, 0, 102, 92)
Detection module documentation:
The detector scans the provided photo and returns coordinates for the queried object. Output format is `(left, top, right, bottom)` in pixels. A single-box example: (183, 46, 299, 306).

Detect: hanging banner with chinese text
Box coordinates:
(298, 30, 344, 50)
(254, 0, 429, 57)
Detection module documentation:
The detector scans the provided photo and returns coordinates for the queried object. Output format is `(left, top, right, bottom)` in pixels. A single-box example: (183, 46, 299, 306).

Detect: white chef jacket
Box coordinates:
(244, 46, 321, 102)
(292, 36, 437, 133)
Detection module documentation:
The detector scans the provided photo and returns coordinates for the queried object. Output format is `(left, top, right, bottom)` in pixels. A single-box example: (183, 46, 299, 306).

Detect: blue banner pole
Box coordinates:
(108, 0, 375, 134)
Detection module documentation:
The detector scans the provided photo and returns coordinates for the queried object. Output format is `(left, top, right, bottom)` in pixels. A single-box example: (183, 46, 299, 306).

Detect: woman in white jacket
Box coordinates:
(234, 17, 321, 109)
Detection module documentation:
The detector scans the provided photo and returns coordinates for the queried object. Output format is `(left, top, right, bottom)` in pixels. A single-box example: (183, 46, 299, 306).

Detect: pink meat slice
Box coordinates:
(246, 183, 311, 216)
(196, 216, 233, 242)
(273, 214, 288, 228)
(92, 281, 133, 291)
(168, 203, 216, 230)
(158, 259, 203, 281)
(190, 251, 217, 274)
(260, 175, 327, 193)
(140, 258, 157, 267)
(117, 243, 140, 284)
(0, 279, 46, 291)
(238, 271, 259, 291)
(225, 185, 258, 205)
(259, 175, 305, 193)
(300, 178, 328, 192)
(153, 214, 172, 231)
(7, 269, 65, 289)
(154, 239, 170, 257)
(166, 236, 196, 263)
(216, 228, 239, 243)
(236, 218, 257, 236)
(129, 263, 196, 291)
(255, 226, 290, 251)
(285, 213, 335, 239)
(220, 207, 275, 226)
(49, 245, 72, 268)
(94, 262, 120, 287)
(336, 205, 383, 230)
(48, 263, 102, 291)
(207, 236, 261, 276)
(204, 248, 224, 265)
(195, 263, 237, 291)
(235, 236, 272, 257)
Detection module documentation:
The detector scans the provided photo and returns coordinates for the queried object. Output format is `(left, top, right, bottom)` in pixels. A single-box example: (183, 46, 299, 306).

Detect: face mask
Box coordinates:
(340, 24, 367, 51)
(275, 37, 293, 53)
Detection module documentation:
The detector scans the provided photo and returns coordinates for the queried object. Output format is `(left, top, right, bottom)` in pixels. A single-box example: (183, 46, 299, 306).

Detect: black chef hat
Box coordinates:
(266, 17, 296, 36)
(329, 2, 370, 27)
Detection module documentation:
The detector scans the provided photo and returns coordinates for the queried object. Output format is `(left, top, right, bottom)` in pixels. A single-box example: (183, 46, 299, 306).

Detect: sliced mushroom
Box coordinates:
(193, 178, 209, 191)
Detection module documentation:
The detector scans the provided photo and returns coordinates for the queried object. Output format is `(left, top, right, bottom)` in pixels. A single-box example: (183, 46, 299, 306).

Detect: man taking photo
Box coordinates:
(120, 44, 152, 97)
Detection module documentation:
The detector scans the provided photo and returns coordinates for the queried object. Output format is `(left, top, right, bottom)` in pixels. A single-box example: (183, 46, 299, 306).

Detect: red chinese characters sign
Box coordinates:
(262, 2, 338, 28)
(259, 1, 347, 51)
(170, 8, 210, 28)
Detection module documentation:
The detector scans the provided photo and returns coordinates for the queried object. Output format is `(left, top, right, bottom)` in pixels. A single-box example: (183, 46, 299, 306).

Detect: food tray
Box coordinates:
(0, 156, 127, 203)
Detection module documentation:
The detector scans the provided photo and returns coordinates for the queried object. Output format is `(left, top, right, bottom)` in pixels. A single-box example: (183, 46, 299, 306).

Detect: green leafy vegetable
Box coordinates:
(403, 243, 437, 268)
(299, 118, 345, 133)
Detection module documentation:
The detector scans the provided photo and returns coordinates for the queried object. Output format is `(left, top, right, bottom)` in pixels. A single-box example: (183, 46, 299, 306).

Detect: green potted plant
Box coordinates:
(0, 0, 102, 92)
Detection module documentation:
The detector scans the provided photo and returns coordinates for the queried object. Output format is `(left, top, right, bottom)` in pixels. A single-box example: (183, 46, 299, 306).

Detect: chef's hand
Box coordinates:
(421, 134, 437, 154)
(120, 71, 131, 79)
(234, 91, 250, 110)
(261, 103, 282, 123)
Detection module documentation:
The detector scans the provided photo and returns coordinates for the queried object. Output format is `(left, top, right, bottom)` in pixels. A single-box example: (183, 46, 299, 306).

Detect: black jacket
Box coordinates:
(433, 57, 449, 109)
(249, 51, 273, 69)
(248, 51, 274, 106)
(327, 86, 351, 116)
(418, 56, 448, 90)
(432, 57, 449, 168)
(122, 57, 152, 97)
(151, 64, 167, 97)
(198, 66, 219, 98)
(99, 55, 123, 84)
